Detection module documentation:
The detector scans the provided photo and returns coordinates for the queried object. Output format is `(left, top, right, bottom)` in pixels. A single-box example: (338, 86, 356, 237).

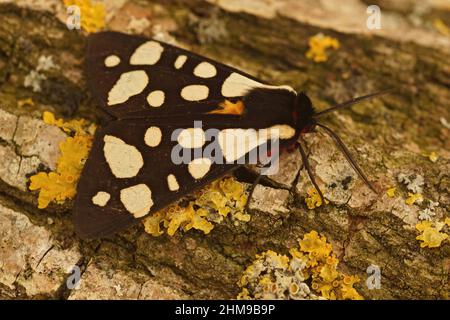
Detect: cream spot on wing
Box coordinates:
(144, 126, 162, 147)
(92, 191, 110, 207)
(269, 124, 296, 140)
(174, 55, 187, 69)
(147, 90, 165, 107)
(167, 174, 180, 191)
(130, 41, 164, 65)
(193, 62, 217, 78)
(103, 135, 144, 178)
(188, 158, 212, 179)
(107, 70, 148, 106)
(221, 72, 296, 97)
(177, 128, 205, 149)
(181, 85, 209, 101)
(218, 129, 263, 163)
(218, 125, 296, 162)
(120, 184, 153, 218)
(222, 73, 263, 97)
(104, 55, 121, 67)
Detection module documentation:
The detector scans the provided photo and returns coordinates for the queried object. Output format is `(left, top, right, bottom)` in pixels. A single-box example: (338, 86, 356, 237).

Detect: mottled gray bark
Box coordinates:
(0, 1, 449, 299)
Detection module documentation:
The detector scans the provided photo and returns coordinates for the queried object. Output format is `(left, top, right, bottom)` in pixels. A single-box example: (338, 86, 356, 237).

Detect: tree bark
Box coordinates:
(0, 0, 449, 299)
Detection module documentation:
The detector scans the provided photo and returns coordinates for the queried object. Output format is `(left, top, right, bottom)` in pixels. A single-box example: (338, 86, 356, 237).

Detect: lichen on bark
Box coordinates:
(0, 0, 449, 300)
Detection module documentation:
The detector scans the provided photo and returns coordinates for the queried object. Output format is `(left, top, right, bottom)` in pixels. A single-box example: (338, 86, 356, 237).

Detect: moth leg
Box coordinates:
(244, 173, 263, 212)
(297, 138, 326, 204)
(244, 150, 278, 211)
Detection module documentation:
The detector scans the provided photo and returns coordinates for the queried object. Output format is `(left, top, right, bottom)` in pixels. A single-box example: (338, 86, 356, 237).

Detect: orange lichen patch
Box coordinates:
(305, 188, 329, 209)
(142, 176, 249, 236)
(17, 98, 34, 108)
(29, 112, 93, 209)
(237, 230, 363, 300)
(416, 220, 449, 248)
(63, 0, 105, 33)
(208, 100, 245, 116)
(386, 187, 396, 198)
(306, 33, 340, 63)
(433, 19, 450, 36)
(405, 193, 423, 205)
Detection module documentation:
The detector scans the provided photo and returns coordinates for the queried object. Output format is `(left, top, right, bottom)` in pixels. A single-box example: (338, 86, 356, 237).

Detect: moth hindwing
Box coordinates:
(75, 31, 301, 238)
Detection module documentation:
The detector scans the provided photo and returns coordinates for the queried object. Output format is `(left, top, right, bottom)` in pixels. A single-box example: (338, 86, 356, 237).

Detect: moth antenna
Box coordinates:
(314, 89, 393, 118)
(316, 123, 378, 194)
(297, 139, 326, 205)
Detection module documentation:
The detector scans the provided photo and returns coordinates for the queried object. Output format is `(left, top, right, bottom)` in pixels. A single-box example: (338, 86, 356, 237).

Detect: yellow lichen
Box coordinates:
(416, 220, 449, 248)
(433, 19, 450, 37)
(142, 176, 249, 236)
(405, 192, 423, 205)
(237, 230, 363, 300)
(386, 187, 396, 198)
(63, 0, 105, 33)
(43, 111, 89, 134)
(29, 112, 93, 209)
(424, 151, 439, 163)
(299, 230, 333, 262)
(306, 33, 340, 63)
(305, 188, 328, 209)
(17, 98, 34, 108)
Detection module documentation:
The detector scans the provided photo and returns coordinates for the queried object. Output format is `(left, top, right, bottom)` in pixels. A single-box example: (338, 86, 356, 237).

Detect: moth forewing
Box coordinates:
(77, 31, 302, 238)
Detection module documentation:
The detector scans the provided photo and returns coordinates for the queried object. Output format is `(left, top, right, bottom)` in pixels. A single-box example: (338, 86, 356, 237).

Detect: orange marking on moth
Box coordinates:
(208, 100, 245, 116)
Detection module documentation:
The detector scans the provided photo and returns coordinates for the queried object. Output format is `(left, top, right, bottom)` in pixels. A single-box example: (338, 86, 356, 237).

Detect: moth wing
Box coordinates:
(86, 31, 287, 119)
(73, 120, 241, 238)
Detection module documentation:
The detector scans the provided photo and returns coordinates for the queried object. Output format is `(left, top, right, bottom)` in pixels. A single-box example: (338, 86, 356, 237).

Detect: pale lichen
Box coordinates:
(143, 176, 249, 236)
(237, 231, 363, 300)
(397, 173, 424, 194)
(29, 112, 93, 209)
(24, 55, 58, 92)
(305, 33, 340, 63)
(418, 200, 439, 221)
(24, 70, 46, 93)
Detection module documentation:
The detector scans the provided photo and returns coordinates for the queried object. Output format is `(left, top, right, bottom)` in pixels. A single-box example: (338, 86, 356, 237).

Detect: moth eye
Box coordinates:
(104, 55, 121, 67)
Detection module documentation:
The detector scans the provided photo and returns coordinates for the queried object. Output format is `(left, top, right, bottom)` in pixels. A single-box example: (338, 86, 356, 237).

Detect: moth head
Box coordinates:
(293, 92, 316, 134)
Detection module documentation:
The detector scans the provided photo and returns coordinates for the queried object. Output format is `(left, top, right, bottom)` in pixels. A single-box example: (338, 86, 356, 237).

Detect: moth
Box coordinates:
(74, 31, 387, 238)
